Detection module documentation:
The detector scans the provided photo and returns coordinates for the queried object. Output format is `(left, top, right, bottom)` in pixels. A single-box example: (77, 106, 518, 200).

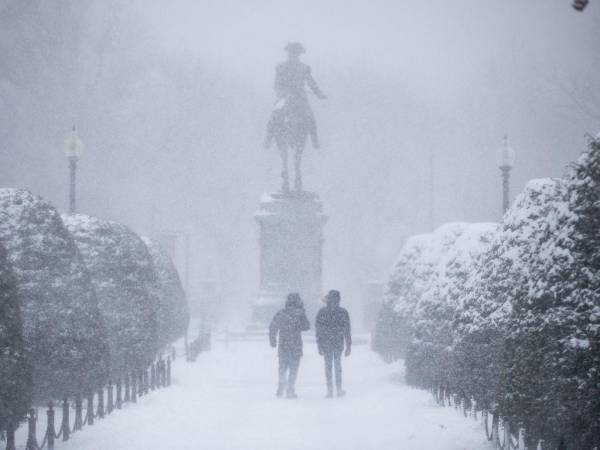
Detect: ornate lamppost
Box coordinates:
(63, 126, 84, 214)
(496, 135, 516, 215)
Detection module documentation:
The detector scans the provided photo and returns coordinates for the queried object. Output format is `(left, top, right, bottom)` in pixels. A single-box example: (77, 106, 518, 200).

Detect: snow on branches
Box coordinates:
(374, 135, 600, 448)
(0, 189, 109, 402)
(0, 243, 31, 432)
(63, 214, 160, 378)
(142, 237, 190, 349)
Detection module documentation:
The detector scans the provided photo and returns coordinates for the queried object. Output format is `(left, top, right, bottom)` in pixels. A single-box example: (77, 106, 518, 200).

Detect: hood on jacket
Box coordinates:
(324, 289, 341, 307)
(285, 292, 303, 309)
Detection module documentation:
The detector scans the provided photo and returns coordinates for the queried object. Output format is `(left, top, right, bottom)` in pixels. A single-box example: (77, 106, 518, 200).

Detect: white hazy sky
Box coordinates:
(132, 0, 599, 319)
(2, 0, 599, 324)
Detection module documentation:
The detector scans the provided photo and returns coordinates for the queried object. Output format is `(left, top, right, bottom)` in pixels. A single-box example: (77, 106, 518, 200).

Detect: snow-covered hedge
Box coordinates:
(406, 223, 496, 389)
(0, 243, 31, 433)
(142, 237, 189, 349)
(456, 178, 570, 403)
(63, 214, 159, 379)
(374, 137, 600, 448)
(0, 189, 109, 402)
(373, 223, 468, 361)
(502, 142, 599, 448)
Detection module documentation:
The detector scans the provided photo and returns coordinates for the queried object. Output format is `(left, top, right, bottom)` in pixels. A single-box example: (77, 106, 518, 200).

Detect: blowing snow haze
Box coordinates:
(2, 2, 600, 450)
(1, 0, 598, 320)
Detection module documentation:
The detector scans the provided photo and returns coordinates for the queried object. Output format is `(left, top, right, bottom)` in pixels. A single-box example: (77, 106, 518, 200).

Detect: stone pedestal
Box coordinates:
(253, 191, 327, 325)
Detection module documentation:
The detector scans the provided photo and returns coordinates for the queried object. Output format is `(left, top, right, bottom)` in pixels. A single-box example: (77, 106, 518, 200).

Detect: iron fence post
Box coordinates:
(143, 369, 149, 395)
(504, 418, 511, 450)
(5, 421, 16, 450)
(138, 371, 143, 396)
(491, 412, 499, 448)
(97, 387, 104, 419)
(167, 357, 172, 386)
(46, 401, 56, 450)
(62, 398, 70, 441)
(107, 381, 114, 414)
(150, 362, 156, 390)
(75, 394, 83, 430)
(25, 408, 38, 450)
(124, 373, 130, 402)
(518, 426, 526, 450)
(116, 378, 122, 409)
(131, 372, 137, 403)
(47, 402, 55, 450)
(86, 393, 94, 426)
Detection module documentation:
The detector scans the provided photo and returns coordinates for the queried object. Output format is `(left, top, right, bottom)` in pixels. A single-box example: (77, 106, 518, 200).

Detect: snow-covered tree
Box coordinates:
(407, 223, 496, 390)
(372, 233, 430, 361)
(452, 179, 569, 414)
(498, 137, 600, 448)
(561, 135, 600, 449)
(63, 214, 159, 378)
(142, 237, 189, 349)
(0, 189, 109, 401)
(371, 302, 407, 362)
(375, 138, 600, 446)
(450, 142, 600, 447)
(0, 243, 31, 433)
(493, 178, 572, 445)
(373, 223, 467, 363)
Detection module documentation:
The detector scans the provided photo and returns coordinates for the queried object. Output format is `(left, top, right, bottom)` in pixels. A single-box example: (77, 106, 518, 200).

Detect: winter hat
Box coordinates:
(325, 290, 341, 305)
(285, 42, 306, 55)
(286, 292, 303, 308)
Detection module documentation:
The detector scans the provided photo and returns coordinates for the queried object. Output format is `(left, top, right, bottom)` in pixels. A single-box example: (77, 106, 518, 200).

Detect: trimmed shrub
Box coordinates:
(375, 137, 600, 447)
(373, 223, 467, 364)
(142, 237, 189, 349)
(63, 214, 159, 378)
(408, 223, 496, 390)
(0, 189, 109, 401)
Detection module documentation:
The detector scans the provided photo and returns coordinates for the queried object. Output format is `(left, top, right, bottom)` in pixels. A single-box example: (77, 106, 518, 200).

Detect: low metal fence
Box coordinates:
(432, 387, 598, 450)
(3, 351, 176, 450)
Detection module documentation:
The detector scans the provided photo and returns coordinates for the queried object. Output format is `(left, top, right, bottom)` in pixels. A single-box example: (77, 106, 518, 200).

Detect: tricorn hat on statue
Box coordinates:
(285, 42, 306, 55)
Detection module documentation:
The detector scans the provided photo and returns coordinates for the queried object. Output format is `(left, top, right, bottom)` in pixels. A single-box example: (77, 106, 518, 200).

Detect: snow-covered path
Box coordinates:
(60, 338, 491, 450)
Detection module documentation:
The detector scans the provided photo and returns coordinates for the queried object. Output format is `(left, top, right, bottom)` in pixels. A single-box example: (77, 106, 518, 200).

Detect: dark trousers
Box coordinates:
(278, 354, 301, 393)
(323, 350, 342, 392)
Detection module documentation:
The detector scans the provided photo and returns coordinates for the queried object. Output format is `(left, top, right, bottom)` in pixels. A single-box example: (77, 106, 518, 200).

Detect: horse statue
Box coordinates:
(264, 42, 326, 193)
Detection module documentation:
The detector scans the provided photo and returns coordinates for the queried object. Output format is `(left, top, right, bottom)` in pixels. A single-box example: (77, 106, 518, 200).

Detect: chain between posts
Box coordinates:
(433, 386, 542, 450)
(4, 353, 176, 450)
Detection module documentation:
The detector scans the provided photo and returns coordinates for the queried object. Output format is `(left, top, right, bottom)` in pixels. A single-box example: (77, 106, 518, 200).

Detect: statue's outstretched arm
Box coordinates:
(307, 68, 326, 99)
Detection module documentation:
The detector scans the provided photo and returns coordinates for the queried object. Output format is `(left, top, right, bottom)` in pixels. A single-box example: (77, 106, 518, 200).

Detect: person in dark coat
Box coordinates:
(315, 289, 352, 398)
(269, 293, 310, 398)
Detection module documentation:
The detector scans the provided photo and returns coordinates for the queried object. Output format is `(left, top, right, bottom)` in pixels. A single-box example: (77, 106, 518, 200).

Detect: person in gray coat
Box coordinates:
(315, 290, 352, 398)
(269, 293, 310, 398)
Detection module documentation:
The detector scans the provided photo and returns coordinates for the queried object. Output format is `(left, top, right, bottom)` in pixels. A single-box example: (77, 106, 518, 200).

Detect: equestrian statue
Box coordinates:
(264, 42, 327, 193)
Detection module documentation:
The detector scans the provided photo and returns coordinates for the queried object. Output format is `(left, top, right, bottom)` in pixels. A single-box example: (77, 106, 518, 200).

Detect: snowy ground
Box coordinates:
(54, 337, 491, 450)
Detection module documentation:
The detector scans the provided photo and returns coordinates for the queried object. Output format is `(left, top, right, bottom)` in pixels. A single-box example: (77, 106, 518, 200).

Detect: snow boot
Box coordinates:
(286, 390, 298, 399)
(276, 385, 285, 398)
(336, 389, 346, 398)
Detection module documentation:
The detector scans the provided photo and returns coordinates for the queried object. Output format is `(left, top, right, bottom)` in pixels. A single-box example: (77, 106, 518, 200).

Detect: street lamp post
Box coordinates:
(496, 135, 516, 215)
(63, 126, 84, 214)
